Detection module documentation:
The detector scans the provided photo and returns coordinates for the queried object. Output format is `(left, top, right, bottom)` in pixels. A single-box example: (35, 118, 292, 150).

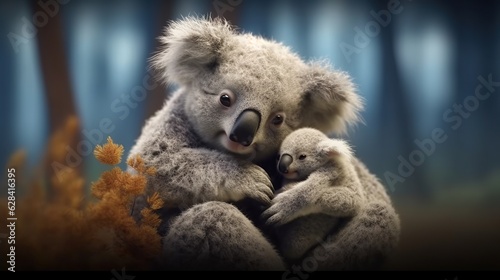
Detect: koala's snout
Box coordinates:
(278, 153, 293, 173)
(229, 109, 261, 146)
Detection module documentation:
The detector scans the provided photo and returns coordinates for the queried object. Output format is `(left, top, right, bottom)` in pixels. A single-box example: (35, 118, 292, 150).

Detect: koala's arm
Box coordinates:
(308, 171, 364, 217)
(275, 179, 300, 195)
(155, 147, 274, 207)
(129, 93, 273, 209)
(263, 171, 364, 226)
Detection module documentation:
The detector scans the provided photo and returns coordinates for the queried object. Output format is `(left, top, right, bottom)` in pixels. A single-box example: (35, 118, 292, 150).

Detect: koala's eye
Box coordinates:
(220, 94, 232, 107)
(272, 114, 284, 125)
(299, 154, 307, 160)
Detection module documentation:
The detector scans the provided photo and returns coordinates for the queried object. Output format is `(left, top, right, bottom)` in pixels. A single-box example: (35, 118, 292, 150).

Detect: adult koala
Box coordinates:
(129, 16, 400, 271)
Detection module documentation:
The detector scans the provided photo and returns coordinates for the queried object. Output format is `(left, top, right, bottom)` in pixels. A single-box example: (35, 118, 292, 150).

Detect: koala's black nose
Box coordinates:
(278, 154, 293, 173)
(229, 109, 261, 146)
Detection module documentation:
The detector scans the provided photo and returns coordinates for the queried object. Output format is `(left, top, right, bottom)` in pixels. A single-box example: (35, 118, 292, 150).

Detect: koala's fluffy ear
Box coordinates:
(317, 139, 353, 160)
(151, 16, 234, 85)
(299, 62, 364, 135)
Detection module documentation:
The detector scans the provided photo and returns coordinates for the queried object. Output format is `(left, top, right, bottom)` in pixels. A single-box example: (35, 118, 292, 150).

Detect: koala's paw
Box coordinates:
(223, 163, 274, 206)
(261, 189, 306, 226)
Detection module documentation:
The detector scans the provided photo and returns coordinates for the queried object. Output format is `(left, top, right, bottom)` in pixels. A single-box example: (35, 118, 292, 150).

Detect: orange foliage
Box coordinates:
(94, 136, 125, 165)
(127, 155, 157, 176)
(1, 116, 164, 271)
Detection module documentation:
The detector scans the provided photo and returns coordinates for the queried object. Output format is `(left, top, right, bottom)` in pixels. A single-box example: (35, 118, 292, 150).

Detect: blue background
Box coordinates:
(1, 0, 499, 270)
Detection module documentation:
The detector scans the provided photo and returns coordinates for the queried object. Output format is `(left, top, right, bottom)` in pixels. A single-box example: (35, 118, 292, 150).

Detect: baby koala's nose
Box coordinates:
(278, 154, 293, 174)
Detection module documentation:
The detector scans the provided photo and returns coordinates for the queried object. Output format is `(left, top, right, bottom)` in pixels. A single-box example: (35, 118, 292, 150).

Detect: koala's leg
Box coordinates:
(162, 201, 286, 271)
(278, 214, 338, 264)
(296, 202, 400, 271)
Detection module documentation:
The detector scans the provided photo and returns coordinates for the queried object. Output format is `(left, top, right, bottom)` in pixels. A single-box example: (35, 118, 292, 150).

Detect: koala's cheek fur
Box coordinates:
(184, 90, 227, 146)
(292, 162, 314, 180)
(252, 123, 295, 163)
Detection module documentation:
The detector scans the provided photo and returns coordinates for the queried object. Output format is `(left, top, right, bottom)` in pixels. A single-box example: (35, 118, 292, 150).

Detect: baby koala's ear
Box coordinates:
(151, 16, 234, 86)
(317, 139, 353, 160)
(299, 62, 364, 135)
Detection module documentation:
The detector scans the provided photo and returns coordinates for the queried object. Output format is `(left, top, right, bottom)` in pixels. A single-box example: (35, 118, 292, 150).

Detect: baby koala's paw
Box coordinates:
(261, 186, 309, 226)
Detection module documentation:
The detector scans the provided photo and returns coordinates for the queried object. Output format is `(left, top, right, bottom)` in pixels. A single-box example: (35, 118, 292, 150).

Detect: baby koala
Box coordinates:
(262, 127, 366, 264)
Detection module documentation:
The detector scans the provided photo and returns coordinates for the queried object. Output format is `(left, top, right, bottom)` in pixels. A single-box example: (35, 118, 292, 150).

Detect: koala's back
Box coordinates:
(351, 157, 392, 204)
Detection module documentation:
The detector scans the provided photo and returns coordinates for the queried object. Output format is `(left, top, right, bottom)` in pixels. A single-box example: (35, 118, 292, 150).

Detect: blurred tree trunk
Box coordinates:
(210, 0, 242, 25)
(482, 1, 500, 171)
(33, 0, 78, 137)
(450, 0, 499, 182)
(467, 0, 498, 176)
(32, 0, 82, 179)
(144, 1, 174, 120)
(374, 0, 430, 199)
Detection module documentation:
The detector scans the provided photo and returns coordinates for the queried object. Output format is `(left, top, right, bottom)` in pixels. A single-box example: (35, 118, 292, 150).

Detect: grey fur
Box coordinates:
(129, 16, 399, 271)
(162, 201, 286, 270)
(263, 128, 365, 264)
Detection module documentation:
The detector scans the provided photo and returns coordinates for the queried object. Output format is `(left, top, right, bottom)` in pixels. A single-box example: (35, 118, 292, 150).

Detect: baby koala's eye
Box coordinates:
(220, 94, 232, 107)
(298, 154, 307, 160)
(271, 114, 284, 125)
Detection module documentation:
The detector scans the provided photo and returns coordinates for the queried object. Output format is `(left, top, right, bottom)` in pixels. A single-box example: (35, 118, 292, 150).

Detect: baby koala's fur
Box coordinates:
(263, 128, 365, 264)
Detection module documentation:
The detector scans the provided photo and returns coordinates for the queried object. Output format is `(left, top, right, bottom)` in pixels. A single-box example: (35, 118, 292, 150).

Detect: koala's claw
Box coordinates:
(222, 163, 274, 204)
(260, 183, 275, 199)
(252, 190, 272, 206)
(249, 165, 273, 184)
(245, 164, 273, 188)
(262, 207, 289, 226)
(261, 191, 300, 226)
(248, 182, 274, 206)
